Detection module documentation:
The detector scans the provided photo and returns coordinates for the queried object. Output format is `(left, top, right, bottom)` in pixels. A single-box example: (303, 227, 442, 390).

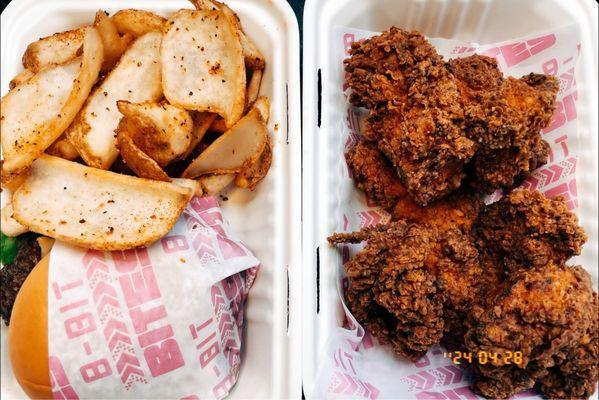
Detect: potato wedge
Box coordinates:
(117, 101, 193, 166)
(66, 31, 162, 169)
(191, 0, 265, 69)
(22, 28, 86, 72)
(9, 69, 35, 89)
(1, 202, 29, 237)
(46, 136, 80, 161)
(172, 178, 203, 197)
(112, 9, 166, 37)
(94, 10, 133, 71)
(12, 155, 192, 251)
(246, 69, 263, 110)
(182, 105, 268, 178)
(116, 118, 171, 182)
(161, 9, 245, 128)
(0, 166, 28, 192)
(198, 174, 235, 195)
(235, 138, 272, 190)
(183, 112, 218, 160)
(1, 28, 103, 175)
(253, 96, 270, 122)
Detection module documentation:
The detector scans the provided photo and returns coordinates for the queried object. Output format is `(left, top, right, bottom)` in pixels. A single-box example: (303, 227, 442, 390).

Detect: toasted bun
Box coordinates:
(8, 255, 52, 399)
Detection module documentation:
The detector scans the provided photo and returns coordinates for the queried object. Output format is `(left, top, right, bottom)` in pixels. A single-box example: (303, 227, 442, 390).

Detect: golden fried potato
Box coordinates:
(116, 118, 171, 182)
(67, 31, 162, 169)
(12, 155, 193, 251)
(161, 9, 246, 128)
(112, 9, 166, 37)
(1, 28, 103, 175)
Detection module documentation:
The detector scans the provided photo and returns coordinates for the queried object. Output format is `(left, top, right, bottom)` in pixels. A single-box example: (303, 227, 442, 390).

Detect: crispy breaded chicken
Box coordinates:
(537, 293, 598, 400)
(344, 29, 558, 204)
(329, 188, 597, 399)
(328, 221, 481, 361)
(345, 28, 475, 205)
(346, 139, 408, 211)
(475, 189, 587, 276)
(465, 263, 596, 399)
(347, 139, 482, 233)
(449, 56, 559, 190)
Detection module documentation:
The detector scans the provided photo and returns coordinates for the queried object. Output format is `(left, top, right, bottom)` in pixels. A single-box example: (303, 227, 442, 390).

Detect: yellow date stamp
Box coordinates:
(443, 351, 523, 366)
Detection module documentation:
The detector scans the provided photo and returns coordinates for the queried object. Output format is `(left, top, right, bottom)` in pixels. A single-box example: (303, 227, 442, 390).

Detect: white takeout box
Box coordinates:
(301, 0, 598, 396)
(0, 0, 302, 398)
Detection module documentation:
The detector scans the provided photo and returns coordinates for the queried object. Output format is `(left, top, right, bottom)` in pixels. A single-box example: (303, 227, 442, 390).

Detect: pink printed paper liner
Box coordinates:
(48, 196, 260, 399)
(311, 24, 590, 400)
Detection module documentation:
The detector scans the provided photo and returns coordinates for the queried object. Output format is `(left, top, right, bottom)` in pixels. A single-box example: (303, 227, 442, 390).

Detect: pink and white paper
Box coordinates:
(47, 196, 259, 399)
(311, 24, 598, 400)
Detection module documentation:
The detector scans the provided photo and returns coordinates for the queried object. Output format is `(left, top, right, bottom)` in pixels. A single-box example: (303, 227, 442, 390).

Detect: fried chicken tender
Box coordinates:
(345, 29, 558, 204)
(328, 221, 480, 361)
(347, 139, 482, 233)
(464, 263, 596, 399)
(475, 189, 587, 276)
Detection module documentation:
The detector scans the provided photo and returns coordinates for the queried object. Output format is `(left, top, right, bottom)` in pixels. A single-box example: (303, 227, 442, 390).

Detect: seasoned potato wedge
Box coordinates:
(117, 101, 193, 166)
(46, 136, 80, 161)
(66, 31, 162, 169)
(182, 105, 268, 178)
(22, 28, 86, 72)
(0, 165, 28, 192)
(191, 0, 265, 69)
(12, 155, 193, 251)
(1, 28, 103, 175)
(252, 96, 270, 122)
(1, 202, 29, 237)
(172, 178, 203, 197)
(235, 138, 272, 190)
(183, 112, 218, 160)
(161, 9, 245, 128)
(112, 9, 166, 37)
(116, 118, 171, 181)
(9, 69, 35, 89)
(94, 10, 133, 70)
(246, 68, 263, 109)
(198, 174, 235, 195)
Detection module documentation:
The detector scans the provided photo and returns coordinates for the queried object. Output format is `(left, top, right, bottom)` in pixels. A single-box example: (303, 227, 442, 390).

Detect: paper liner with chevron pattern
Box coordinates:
(310, 24, 599, 400)
(47, 196, 259, 399)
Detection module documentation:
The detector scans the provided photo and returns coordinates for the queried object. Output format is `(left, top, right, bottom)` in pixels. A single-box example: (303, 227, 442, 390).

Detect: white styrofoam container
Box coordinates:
(301, 0, 598, 396)
(0, 0, 302, 398)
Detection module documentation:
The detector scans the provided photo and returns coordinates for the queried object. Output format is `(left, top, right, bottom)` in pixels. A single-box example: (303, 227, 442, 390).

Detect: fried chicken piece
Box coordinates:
(345, 28, 475, 205)
(393, 190, 482, 234)
(344, 27, 441, 110)
(346, 139, 408, 211)
(447, 56, 557, 190)
(347, 139, 482, 233)
(328, 221, 480, 361)
(537, 293, 598, 399)
(464, 263, 596, 399)
(345, 29, 558, 204)
(475, 189, 587, 276)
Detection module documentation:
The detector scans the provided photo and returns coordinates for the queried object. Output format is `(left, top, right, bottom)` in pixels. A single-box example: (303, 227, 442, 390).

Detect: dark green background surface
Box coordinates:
(287, 0, 305, 28)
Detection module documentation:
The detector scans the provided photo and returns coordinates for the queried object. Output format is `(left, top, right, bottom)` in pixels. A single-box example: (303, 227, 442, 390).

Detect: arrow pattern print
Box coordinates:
(47, 197, 260, 399)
